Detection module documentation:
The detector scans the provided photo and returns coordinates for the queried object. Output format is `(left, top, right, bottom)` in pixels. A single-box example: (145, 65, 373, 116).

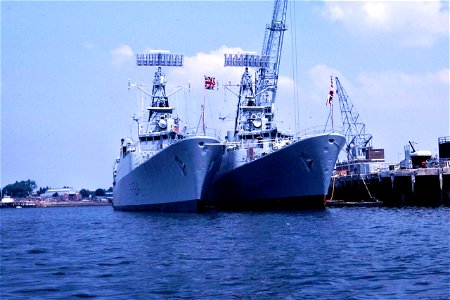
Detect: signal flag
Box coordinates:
(326, 78, 334, 105)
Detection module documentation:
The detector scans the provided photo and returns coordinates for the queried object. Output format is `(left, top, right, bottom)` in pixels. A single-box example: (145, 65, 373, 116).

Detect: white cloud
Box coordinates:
(111, 44, 134, 66)
(362, 2, 389, 29)
(83, 42, 95, 50)
(278, 75, 295, 90)
(322, 1, 449, 47)
(326, 4, 345, 22)
(307, 64, 345, 90)
(354, 68, 449, 161)
(354, 68, 449, 108)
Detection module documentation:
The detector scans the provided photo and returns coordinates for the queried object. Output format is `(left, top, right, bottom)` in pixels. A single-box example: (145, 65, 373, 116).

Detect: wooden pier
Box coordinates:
(328, 167, 450, 206)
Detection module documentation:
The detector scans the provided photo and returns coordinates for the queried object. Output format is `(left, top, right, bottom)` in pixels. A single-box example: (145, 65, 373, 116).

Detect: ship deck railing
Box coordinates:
(183, 127, 222, 140)
(137, 127, 222, 142)
(224, 136, 295, 151)
(296, 126, 344, 139)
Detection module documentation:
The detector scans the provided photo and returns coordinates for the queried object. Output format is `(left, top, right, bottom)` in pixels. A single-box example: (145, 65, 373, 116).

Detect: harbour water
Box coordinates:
(1, 206, 449, 299)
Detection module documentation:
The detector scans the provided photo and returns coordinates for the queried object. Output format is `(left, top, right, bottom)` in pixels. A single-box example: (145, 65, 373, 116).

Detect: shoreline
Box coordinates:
(0, 200, 112, 208)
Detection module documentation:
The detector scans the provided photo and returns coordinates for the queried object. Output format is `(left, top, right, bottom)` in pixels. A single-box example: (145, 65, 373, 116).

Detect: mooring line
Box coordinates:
(360, 175, 374, 200)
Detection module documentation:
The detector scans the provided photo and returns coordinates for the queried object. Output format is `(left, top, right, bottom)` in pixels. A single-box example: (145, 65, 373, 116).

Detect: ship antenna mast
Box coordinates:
(135, 51, 184, 108)
(334, 76, 373, 161)
(224, 0, 288, 135)
(132, 51, 184, 133)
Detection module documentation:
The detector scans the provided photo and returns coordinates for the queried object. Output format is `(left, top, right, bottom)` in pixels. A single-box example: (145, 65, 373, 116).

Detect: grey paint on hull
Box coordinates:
(205, 133, 345, 209)
(113, 137, 223, 212)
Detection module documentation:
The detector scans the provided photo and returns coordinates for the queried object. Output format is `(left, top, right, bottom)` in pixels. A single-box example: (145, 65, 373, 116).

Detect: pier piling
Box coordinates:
(329, 167, 449, 206)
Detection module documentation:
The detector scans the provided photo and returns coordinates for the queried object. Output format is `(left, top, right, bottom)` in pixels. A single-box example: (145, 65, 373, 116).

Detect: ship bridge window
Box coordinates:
(140, 135, 162, 142)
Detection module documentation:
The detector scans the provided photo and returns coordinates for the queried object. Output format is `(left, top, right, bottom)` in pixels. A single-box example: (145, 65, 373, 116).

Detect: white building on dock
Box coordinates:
(41, 188, 77, 199)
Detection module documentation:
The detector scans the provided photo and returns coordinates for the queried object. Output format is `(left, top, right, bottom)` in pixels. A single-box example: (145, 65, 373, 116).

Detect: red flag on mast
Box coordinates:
(326, 78, 334, 105)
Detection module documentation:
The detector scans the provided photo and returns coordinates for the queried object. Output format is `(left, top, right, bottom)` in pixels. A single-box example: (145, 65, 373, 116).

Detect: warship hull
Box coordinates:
(204, 133, 345, 210)
(113, 137, 223, 212)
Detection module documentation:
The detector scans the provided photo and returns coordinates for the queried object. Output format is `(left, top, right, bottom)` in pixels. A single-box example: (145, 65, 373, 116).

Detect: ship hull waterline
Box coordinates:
(204, 133, 345, 210)
(113, 136, 223, 212)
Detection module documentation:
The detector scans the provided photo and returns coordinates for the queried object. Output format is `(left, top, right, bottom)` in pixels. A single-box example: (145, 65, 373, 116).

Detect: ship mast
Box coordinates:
(224, 0, 288, 136)
(132, 51, 184, 134)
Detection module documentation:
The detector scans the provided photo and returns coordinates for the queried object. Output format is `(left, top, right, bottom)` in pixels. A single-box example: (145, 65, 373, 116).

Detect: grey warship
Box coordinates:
(204, 0, 345, 209)
(113, 52, 223, 212)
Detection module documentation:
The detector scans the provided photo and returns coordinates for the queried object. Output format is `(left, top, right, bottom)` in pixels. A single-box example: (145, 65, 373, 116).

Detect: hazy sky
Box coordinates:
(2, 0, 449, 191)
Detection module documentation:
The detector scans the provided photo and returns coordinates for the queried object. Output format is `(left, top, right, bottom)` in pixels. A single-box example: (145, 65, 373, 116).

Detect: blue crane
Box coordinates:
(334, 76, 373, 161)
(255, 0, 288, 106)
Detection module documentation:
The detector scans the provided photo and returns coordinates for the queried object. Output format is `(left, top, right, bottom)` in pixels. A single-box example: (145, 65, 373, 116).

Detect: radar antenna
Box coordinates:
(132, 51, 184, 132)
(135, 52, 183, 109)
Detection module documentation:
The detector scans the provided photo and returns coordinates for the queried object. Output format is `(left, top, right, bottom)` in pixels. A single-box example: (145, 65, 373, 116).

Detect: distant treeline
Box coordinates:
(2, 179, 112, 198)
(79, 188, 113, 198)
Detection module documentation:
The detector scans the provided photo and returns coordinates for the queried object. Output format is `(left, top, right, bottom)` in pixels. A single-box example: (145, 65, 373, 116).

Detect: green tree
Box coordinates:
(79, 189, 90, 198)
(2, 179, 37, 198)
(95, 188, 106, 197)
(37, 186, 49, 196)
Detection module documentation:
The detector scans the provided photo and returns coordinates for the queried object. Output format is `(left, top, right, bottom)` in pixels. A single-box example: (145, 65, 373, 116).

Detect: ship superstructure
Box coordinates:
(113, 52, 223, 212)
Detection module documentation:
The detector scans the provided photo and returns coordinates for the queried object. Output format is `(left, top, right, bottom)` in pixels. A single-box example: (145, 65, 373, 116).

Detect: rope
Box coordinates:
(360, 175, 374, 199)
(329, 175, 337, 201)
(289, 1, 300, 132)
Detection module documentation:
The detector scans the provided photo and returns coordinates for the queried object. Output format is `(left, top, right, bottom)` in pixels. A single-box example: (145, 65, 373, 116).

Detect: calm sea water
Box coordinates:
(1, 206, 449, 299)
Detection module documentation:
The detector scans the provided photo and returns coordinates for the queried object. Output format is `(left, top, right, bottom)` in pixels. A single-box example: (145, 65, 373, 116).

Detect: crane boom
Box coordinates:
(334, 76, 373, 161)
(255, 0, 288, 106)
